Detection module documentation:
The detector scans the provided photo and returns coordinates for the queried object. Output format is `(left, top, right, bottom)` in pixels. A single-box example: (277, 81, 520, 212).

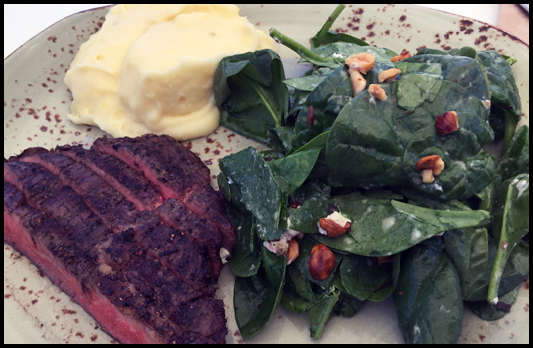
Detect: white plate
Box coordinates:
(4, 4, 529, 344)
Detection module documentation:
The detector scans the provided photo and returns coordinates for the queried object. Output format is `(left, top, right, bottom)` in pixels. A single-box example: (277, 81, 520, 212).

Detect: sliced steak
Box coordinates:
(92, 135, 236, 252)
(4, 134, 234, 344)
(5, 181, 227, 344)
(6, 156, 216, 291)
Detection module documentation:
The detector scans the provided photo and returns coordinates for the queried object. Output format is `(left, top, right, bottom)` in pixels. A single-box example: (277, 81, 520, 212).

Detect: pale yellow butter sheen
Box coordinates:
(65, 4, 276, 140)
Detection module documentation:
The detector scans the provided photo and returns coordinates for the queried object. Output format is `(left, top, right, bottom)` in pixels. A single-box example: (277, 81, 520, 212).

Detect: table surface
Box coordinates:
(3, 4, 529, 59)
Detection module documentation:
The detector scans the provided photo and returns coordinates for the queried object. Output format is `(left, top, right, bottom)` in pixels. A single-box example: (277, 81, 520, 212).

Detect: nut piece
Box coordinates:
(287, 239, 299, 265)
(415, 155, 445, 183)
(318, 218, 351, 238)
(421, 169, 435, 183)
(378, 68, 402, 83)
(345, 52, 376, 74)
(390, 49, 412, 62)
(368, 84, 388, 101)
(308, 244, 336, 280)
(348, 69, 367, 96)
(435, 111, 459, 135)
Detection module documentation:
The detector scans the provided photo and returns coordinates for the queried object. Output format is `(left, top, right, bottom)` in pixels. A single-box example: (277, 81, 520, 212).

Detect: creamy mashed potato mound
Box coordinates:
(65, 4, 276, 140)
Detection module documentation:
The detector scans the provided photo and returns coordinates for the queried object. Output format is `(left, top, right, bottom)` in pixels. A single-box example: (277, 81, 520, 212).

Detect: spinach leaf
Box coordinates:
(338, 253, 393, 301)
(214, 49, 289, 143)
(224, 203, 262, 278)
(268, 149, 321, 196)
(466, 285, 520, 321)
(394, 62, 443, 110)
(334, 292, 364, 317)
(233, 246, 286, 337)
(283, 67, 336, 91)
(280, 277, 312, 314)
(496, 125, 529, 182)
(477, 50, 522, 141)
(403, 52, 491, 111)
(291, 192, 490, 256)
(443, 228, 490, 301)
(289, 178, 331, 207)
(445, 230, 529, 302)
(487, 174, 529, 304)
(393, 238, 463, 344)
(311, 42, 398, 63)
(308, 288, 341, 339)
(218, 147, 283, 241)
(367, 252, 401, 302)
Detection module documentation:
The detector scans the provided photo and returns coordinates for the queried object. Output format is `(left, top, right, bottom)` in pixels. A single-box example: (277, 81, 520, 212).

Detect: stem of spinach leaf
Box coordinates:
(312, 4, 346, 47)
(269, 28, 337, 65)
(501, 110, 518, 157)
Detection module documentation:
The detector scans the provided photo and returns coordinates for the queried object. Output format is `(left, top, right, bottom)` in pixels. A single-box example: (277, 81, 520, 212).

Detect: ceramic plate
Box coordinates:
(3, 4, 529, 344)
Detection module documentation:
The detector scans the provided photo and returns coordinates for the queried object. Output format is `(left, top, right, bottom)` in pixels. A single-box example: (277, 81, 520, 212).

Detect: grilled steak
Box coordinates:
(3, 134, 235, 344)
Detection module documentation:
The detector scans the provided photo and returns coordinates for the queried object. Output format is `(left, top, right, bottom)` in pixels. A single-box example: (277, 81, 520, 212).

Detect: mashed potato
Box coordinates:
(65, 4, 276, 140)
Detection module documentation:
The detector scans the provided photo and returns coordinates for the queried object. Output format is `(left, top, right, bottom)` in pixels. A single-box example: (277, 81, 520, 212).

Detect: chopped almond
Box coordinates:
(368, 84, 388, 101)
(378, 68, 402, 83)
(348, 69, 367, 96)
(345, 52, 376, 74)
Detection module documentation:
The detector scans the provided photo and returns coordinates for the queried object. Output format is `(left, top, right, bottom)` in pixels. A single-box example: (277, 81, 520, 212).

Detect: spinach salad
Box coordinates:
(213, 5, 528, 344)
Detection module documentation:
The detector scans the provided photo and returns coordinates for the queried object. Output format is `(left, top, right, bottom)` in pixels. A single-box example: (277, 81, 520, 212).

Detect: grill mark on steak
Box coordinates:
(5, 161, 111, 247)
(50, 145, 224, 280)
(5, 182, 227, 343)
(121, 211, 216, 293)
(156, 199, 223, 279)
(8, 154, 217, 292)
(16, 151, 140, 233)
(92, 135, 236, 252)
(55, 145, 163, 212)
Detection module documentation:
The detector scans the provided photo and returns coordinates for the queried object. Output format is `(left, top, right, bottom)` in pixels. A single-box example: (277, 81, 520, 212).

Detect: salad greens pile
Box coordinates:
(214, 4, 529, 344)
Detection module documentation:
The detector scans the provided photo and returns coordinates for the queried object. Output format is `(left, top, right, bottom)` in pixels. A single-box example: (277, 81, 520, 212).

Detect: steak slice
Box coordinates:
(55, 145, 163, 211)
(92, 135, 236, 252)
(155, 199, 223, 279)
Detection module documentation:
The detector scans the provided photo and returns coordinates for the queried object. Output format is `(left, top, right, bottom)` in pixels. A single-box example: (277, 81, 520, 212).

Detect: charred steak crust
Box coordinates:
(4, 135, 235, 344)
(92, 134, 236, 252)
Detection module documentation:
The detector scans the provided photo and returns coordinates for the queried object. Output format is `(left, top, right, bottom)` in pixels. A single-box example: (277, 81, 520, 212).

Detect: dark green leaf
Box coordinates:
(333, 292, 364, 318)
(466, 285, 520, 321)
(219, 147, 283, 241)
(214, 49, 289, 143)
(488, 174, 529, 303)
(225, 204, 262, 277)
(308, 288, 341, 338)
(338, 253, 391, 301)
(393, 238, 463, 344)
(232, 246, 286, 338)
